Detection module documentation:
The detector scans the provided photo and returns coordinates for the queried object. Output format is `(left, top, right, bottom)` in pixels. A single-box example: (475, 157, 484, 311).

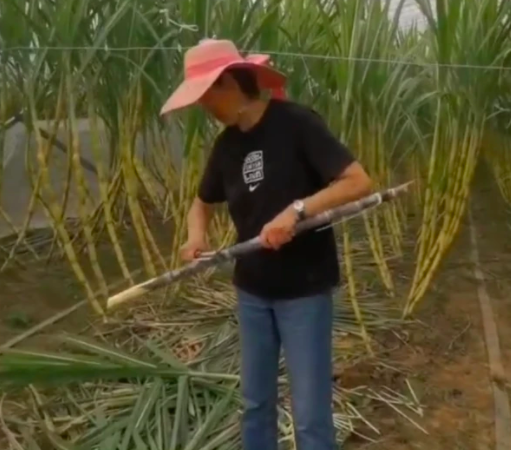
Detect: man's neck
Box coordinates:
(236, 99, 269, 132)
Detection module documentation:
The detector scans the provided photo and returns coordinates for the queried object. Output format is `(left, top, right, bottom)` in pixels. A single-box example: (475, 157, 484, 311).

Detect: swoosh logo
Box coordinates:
(248, 184, 260, 192)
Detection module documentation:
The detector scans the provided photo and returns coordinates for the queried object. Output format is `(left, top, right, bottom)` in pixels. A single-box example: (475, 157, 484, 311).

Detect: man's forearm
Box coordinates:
(302, 174, 372, 218)
(187, 198, 213, 241)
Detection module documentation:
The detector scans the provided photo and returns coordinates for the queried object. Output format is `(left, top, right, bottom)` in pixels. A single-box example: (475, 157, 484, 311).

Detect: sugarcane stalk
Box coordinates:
(363, 208, 394, 294)
(25, 81, 104, 315)
(0, 113, 68, 269)
(86, 98, 134, 284)
(405, 118, 482, 315)
(120, 115, 157, 278)
(107, 181, 413, 310)
(341, 221, 373, 355)
(0, 206, 39, 260)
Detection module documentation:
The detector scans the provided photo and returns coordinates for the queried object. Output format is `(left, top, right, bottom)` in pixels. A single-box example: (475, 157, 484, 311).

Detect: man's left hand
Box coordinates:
(259, 206, 298, 250)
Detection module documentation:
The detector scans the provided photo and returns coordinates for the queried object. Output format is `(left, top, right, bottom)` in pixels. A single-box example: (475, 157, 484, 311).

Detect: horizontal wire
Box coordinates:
(1, 46, 510, 71)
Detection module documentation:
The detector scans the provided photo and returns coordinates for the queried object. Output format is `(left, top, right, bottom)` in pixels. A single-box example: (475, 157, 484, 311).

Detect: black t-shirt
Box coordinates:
(198, 99, 355, 299)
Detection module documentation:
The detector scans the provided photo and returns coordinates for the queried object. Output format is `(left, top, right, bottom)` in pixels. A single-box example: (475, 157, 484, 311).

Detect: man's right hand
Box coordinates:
(180, 238, 209, 262)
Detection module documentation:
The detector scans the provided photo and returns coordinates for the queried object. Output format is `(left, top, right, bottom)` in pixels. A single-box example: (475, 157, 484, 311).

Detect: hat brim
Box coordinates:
(160, 58, 286, 116)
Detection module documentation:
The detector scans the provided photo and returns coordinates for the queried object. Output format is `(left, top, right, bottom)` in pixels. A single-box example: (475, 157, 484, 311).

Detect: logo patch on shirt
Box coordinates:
(242, 150, 264, 192)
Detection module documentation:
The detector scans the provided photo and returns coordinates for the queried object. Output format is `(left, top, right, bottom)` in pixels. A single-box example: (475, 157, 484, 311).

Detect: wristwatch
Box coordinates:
(292, 200, 306, 221)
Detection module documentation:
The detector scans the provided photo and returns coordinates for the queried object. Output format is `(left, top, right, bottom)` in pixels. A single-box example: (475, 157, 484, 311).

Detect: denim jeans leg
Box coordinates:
(237, 289, 281, 450)
(274, 291, 337, 450)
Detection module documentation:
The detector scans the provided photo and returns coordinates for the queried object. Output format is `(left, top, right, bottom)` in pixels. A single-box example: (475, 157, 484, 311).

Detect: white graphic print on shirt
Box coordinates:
(242, 150, 264, 192)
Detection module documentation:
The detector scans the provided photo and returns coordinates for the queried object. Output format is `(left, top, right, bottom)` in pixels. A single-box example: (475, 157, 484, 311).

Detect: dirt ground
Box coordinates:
(1, 179, 511, 450)
(0, 220, 169, 347)
(343, 182, 511, 450)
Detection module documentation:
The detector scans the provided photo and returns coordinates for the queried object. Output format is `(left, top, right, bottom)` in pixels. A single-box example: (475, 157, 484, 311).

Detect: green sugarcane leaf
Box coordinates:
(62, 335, 157, 368)
(139, 338, 188, 370)
(119, 378, 162, 450)
(170, 376, 189, 450)
(76, 414, 131, 450)
(200, 423, 240, 450)
(98, 430, 122, 450)
(0, 349, 107, 367)
(132, 429, 149, 450)
(161, 392, 173, 450)
(183, 383, 238, 450)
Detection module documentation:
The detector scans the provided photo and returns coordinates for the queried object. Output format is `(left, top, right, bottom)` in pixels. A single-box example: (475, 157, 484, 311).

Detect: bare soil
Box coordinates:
(343, 181, 511, 450)
(0, 218, 171, 347)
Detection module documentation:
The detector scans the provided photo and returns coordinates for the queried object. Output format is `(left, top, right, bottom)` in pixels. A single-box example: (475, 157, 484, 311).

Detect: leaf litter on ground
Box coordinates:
(0, 276, 425, 448)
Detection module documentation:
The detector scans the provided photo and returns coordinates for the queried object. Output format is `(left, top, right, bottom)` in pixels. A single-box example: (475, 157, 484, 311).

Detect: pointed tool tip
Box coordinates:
(396, 180, 415, 192)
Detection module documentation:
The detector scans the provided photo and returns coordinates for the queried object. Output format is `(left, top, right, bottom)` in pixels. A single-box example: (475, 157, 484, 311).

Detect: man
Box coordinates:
(160, 38, 372, 450)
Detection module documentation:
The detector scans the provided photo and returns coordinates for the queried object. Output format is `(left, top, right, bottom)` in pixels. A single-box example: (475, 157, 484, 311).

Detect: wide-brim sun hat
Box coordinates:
(160, 39, 287, 115)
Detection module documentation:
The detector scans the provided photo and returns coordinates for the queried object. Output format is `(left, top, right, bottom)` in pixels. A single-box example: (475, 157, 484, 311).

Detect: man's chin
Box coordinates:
(214, 116, 236, 127)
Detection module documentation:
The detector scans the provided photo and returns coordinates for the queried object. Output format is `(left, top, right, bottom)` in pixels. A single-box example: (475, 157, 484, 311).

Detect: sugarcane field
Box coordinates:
(2, 0, 511, 449)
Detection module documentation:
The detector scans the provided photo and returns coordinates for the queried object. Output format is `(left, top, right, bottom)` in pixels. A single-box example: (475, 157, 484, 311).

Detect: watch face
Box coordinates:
(293, 201, 305, 218)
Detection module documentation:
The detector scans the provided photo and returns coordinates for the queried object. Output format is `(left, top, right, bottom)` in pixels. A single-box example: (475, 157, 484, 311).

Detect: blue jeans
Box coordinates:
(237, 288, 337, 450)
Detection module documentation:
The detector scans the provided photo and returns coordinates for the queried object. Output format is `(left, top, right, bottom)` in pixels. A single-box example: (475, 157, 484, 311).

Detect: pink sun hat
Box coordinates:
(160, 39, 287, 115)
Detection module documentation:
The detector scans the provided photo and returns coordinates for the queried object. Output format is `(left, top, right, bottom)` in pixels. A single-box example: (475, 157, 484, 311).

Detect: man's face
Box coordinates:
(199, 74, 241, 126)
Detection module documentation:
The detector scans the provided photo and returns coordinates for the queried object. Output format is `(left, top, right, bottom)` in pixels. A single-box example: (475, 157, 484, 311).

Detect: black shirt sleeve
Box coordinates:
(298, 108, 356, 185)
(198, 138, 226, 204)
